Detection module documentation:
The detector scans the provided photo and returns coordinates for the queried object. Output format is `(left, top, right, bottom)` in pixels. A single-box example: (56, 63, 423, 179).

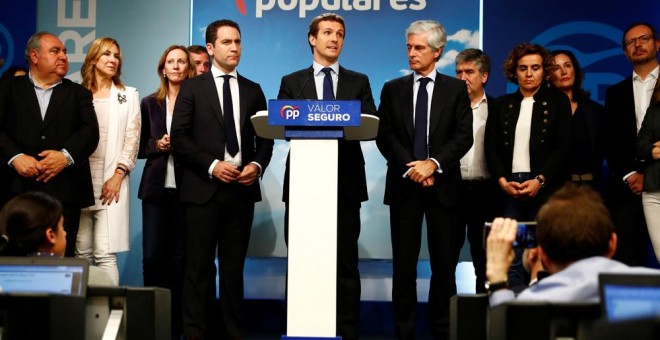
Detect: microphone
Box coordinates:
(295, 67, 313, 99)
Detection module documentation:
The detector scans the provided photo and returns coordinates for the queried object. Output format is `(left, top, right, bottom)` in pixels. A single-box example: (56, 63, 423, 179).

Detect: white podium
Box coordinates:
(251, 101, 378, 339)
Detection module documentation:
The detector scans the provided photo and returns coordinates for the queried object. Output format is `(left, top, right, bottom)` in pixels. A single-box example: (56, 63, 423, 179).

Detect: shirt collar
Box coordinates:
(28, 71, 62, 90)
(413, 70, 437, 83)
(633, 65, 659, 82)
(313, 61, 339, 76)
(473, 91, 487, 109)
(211, 65, 238, 79)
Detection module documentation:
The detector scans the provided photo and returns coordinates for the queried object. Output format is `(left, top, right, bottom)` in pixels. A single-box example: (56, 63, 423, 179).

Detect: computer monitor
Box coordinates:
(0, 256, 89, 297)
(599, 273, 660, 321)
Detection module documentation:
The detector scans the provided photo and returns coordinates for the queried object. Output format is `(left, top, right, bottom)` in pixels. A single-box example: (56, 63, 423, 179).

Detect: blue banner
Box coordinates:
(268, 99, 361, 126)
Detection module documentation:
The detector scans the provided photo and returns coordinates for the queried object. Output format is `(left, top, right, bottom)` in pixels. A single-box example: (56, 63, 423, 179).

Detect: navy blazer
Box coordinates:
(278, 66, 377, 204)
(376, 72, 473, 207)
(171, 71, 273, 204)
(604, 76, 646, 202)
(137, 95, 182, 203)
(0, 75, 99, 207)
(485, 85, 571, 192)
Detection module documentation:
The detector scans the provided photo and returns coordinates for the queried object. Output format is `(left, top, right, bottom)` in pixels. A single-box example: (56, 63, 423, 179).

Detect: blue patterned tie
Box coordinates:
(221, 75, 239, 157)
(414, 77, 431, 160)
(321, 67, 335, 100)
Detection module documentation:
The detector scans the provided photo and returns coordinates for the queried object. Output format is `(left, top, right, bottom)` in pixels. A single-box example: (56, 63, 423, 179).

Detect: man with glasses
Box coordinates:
(604, 22, 660, 267)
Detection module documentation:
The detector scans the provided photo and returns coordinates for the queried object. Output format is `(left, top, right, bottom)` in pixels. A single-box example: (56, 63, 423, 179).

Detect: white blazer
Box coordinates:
(101, 83, 141, 252)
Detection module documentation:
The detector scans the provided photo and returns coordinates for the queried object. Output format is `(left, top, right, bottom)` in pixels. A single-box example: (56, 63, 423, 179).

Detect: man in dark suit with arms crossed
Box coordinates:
(277, 13, 376, 340)
(0, 31, 99, 257)
(376, 20, 473, 340)
(171, 20, 274, 340)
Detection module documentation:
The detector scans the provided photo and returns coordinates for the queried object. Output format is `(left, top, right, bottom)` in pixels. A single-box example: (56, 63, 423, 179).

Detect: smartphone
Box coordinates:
(483, 221, 537, 249)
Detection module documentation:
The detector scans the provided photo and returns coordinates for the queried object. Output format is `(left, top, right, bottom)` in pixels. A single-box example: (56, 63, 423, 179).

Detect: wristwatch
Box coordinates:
(484, 280, 508, 294)
(534, 175, 545, 188)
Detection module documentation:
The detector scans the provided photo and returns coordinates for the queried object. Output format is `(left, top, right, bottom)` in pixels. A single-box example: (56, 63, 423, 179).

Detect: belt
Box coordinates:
(571, 173, 594, 181)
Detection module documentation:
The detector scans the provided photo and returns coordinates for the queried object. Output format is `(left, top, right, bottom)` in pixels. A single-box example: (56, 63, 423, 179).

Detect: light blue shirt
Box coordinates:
(490, 256, 660, 306)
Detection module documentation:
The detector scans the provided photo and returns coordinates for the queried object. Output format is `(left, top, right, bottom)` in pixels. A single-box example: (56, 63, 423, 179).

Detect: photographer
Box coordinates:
(485, 183, 659, 306)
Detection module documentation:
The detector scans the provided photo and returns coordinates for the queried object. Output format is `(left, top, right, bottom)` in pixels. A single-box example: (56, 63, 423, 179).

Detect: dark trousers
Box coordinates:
(502, 173, 541, 289)
(284, 200, 362, 340)
(610, 197, 649, 266)
(390, 189, 461, 340)
(457, 179, 498, 293)
(142, 192, 186, 336)
(63, 205, 82, 257)
(182, 188, 254, 339)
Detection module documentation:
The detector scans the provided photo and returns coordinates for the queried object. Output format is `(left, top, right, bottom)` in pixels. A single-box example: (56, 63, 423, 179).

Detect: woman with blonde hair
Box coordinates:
(138, 45, 193, 338)
(77, 37, 141, 285)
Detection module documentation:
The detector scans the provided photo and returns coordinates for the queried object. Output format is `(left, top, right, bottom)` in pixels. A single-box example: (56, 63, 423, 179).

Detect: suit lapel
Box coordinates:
(402, 74, 415, 142)
(202, 73, 224, 129)
(237, 74, 248, 127)
(302, 66, 318, 100)
(19, 78, 43, 125)
(336, 66, 350, 100)
(42, 82, 67, 129)
(429, 71, 447, 137)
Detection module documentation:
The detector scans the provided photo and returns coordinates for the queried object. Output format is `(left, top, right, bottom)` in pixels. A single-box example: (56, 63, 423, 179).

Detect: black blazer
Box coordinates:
(137, 95, 183, 203)
(278, 66, 377, 203)
(485, 85, 571, 193)
(171, 71, 274, 204)
(0, 75, 99, 207)
(376, 72, 473, 207)
(637, 103, 660, 191)
(604, 76, 645, 201)
(574, 97, 606, 184)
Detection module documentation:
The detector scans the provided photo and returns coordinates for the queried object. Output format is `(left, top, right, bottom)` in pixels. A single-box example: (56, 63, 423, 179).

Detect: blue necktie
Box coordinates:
(321, 67, 335, 100)
(221, 75, 239, 157)
(414, 77, 431, 160)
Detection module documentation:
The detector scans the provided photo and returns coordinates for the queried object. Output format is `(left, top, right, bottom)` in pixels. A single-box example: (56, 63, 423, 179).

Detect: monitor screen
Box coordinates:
(0, 257, 88, 297)
(599, 273, 660, 321)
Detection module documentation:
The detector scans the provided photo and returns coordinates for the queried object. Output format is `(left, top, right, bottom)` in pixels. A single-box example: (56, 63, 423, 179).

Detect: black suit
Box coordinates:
(171, 71, 273, 339)
(278, 65, 376, 339)
(376, 72, 473, 340)
(604, 76, 650, 266)
(137, 95, 186, 336)
(0, 75, 99, 256)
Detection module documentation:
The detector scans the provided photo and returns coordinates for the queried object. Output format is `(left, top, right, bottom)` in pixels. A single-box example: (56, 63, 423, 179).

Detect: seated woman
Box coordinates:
(0, 192, 112, 286)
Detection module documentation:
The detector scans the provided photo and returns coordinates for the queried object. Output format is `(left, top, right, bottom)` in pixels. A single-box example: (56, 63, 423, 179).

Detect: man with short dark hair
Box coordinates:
(454, 48, 498, 293)
(604, 22, 660, 266)
(277, 13, 376, 340)
(0, 31, 99, 256)
(188, 45, 210, 76)
(486, 184, 659, 306)
(172, 19, 273, 339)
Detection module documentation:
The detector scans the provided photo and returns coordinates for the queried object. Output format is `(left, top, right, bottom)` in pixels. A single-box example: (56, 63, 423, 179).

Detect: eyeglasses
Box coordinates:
(624, 34, 655, 47)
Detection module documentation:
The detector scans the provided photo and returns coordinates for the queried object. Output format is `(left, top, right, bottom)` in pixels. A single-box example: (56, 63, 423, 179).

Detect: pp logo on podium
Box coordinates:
(280, 105, 301, 120)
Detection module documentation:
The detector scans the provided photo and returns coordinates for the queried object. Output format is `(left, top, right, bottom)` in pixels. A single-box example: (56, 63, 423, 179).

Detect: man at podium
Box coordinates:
(376, 20, 473, 340)
(277, 13, 377, 340)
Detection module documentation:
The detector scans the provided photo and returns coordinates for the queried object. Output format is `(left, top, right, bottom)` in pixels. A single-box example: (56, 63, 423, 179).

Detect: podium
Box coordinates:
(251, 100, 378, 339)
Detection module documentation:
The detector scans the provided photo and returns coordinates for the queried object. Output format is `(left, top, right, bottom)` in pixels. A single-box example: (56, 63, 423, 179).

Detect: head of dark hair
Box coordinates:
(536, 183, 614, 266)
(24, 31, 52, 64)
(0, 192, 63, 256)
(550, 49, 590, 101)
(0, 65, 28, 81)
(307, 13, 345, 54)
(188, 45, 209, 56)
(503, 43, 553, 84)
(206, 19, 241, 46)
(621, 22, 659, 49)
(455, 48, 491, 75)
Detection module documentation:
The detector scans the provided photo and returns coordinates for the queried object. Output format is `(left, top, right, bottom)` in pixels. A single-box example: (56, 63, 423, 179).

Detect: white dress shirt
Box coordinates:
(460, 93, 490, 180)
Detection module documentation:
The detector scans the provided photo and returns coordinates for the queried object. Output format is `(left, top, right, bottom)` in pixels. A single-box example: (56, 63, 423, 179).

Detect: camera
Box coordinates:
(483, 221, 537, 249)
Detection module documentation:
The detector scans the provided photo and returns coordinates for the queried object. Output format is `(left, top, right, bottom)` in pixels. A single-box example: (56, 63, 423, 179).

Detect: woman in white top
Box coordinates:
(76, 37, 141, 285)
